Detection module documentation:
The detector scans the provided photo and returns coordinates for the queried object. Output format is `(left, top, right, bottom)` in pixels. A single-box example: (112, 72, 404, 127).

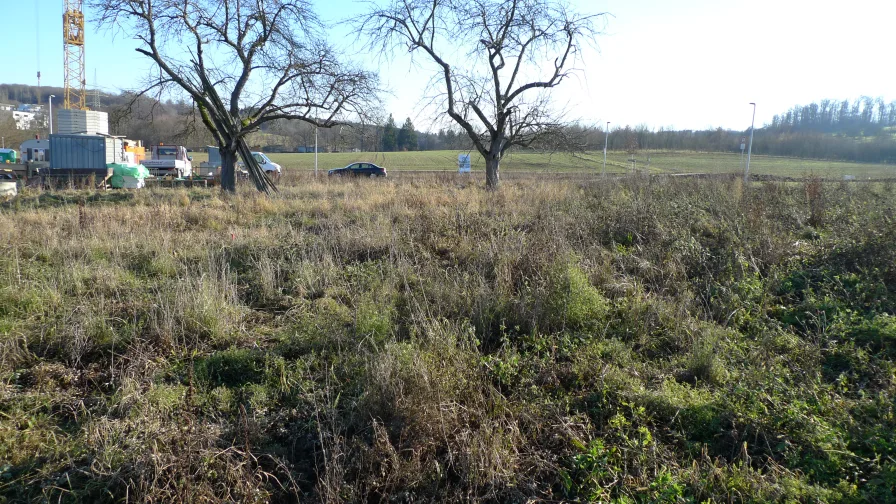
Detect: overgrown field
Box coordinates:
(217, 149, 896, 178)
(1, 175, 895, 502)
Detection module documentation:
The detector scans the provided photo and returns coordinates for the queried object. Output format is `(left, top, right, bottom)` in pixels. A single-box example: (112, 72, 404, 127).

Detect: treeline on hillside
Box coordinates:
(0, 84, 137, 110)
(754, 97, 896, 162)
(0, 84, 65, 105)
(575, 126, 741, 153)
(108, 94, 216, 147)
(107, 93, 475, 152)
(568, 97, 896, 164)
(4, 83, 894, 163)
(769, 97, 896, 136)
(570, 123, 896, 164)
(1, 83, 433, 152)
(751, 131, 896, 163)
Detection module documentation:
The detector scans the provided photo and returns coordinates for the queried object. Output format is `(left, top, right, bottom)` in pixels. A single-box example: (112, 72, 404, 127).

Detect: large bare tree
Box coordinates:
(91, 0, 379, 193)
(360, 0, 602, 189)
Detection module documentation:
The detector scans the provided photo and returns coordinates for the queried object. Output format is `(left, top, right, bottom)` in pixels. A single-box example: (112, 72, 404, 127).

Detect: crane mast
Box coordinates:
(63, 0, 86, 110)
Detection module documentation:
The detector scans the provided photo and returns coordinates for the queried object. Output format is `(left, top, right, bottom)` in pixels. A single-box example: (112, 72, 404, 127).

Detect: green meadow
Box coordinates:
(188, 149, 895, 178)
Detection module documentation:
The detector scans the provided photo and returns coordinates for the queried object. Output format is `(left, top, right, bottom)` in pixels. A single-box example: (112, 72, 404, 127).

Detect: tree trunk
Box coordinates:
(485, 153, 500, 190)
(220, 148, 238, 193)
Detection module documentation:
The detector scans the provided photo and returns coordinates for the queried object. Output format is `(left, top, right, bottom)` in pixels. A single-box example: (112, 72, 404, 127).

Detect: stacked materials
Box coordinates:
(108, 163, 151, 189)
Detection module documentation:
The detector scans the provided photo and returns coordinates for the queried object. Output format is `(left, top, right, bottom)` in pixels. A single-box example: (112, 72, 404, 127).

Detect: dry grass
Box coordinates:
(1, 174, 895, 502)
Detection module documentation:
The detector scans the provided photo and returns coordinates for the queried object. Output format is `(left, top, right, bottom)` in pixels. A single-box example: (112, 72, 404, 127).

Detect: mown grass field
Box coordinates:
(189, 149, 896, 178)
(1, 175, 896, 502)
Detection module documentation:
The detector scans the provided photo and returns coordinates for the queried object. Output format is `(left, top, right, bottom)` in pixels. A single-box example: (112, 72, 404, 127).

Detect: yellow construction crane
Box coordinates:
(63, 0, 87, 110)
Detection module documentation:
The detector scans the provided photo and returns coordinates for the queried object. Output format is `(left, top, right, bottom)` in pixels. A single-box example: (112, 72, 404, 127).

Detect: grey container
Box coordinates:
(50, 134, 123, 172)
(207, 146, 221, 165)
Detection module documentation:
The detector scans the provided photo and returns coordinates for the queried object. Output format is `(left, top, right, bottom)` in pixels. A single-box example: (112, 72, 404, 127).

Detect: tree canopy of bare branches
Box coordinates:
(360, 0, 603, 189)
(91, 0, 380, 193)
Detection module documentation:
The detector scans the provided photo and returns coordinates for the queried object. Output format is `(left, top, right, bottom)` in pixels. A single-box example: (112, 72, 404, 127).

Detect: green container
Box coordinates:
(0, 149, 17, 164)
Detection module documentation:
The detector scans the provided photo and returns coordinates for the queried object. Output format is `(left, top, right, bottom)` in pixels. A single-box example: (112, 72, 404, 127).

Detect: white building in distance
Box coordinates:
(0, 104, 46, 130)
(12, 110, 36, 130)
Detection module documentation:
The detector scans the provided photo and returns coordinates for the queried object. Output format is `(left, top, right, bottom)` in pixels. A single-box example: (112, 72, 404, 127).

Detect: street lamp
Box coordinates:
(744, 102, 756, 183)
(48, 95, 56, 135)
(603, 121, 610, 176)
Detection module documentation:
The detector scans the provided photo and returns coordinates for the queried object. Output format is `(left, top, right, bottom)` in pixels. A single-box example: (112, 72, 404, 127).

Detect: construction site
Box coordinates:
(0, 0, 222, 196)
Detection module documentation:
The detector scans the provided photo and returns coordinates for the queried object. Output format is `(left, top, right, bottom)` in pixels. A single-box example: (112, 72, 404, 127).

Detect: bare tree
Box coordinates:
(91, 0, 379, 193)
(360, 0, 603, 189)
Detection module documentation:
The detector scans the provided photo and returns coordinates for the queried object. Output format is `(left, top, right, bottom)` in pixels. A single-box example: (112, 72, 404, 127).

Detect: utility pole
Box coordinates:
(48, 95, 56, 134)
(93, 69, 100, 109)
(744, 102, 756, 183)
(603, 121, 610, 176)
(35, 1, 41, 107)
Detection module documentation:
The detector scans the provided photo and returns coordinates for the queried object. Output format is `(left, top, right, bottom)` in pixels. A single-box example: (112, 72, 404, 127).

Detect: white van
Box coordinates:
(240, 152, 281, 177)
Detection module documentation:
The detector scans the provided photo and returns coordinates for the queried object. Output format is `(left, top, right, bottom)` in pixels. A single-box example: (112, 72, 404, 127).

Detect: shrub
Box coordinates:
(542, 258, 610, 332)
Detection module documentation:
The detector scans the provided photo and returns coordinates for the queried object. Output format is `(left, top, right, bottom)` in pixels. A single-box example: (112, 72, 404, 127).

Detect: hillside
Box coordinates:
(4, 82, 895, 164)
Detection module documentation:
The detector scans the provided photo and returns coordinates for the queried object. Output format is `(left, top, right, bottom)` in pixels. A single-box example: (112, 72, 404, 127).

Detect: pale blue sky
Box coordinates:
(2, 0, 893, 131)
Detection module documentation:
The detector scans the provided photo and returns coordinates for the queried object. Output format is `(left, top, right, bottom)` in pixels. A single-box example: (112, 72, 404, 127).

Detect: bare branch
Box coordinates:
(357, 0, 605, 188)
(90, 0, 381, 193)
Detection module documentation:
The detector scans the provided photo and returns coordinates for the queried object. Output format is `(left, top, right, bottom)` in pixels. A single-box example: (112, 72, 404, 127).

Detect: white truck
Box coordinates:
(143, 145, 193, 178)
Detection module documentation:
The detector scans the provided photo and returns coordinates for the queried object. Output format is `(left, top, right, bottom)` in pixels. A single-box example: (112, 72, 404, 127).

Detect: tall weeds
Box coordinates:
(1, 175, 894, 502)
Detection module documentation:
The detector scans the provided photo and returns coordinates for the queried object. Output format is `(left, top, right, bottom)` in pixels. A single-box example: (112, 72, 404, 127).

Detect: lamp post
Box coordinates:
(603, 121, 610, 176)
(48, 95, 56, 135)
(744, 102, 756, 183)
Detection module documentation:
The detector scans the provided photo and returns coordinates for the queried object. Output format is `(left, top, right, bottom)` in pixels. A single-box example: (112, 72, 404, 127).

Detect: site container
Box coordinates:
(0, 148, 17, 164)
(20, 139, 51, 162)
(49, 134, 123, 171)
(207, 146, 221, 165)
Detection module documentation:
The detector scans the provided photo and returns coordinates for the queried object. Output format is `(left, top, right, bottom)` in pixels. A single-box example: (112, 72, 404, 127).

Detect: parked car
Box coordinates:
(239, 152, 282, 179)
(327, 162, 387, 177)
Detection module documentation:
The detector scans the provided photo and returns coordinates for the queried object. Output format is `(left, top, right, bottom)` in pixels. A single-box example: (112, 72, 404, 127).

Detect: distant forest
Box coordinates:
(2, 83, 894, 163)
(572, 96, 896, 164)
